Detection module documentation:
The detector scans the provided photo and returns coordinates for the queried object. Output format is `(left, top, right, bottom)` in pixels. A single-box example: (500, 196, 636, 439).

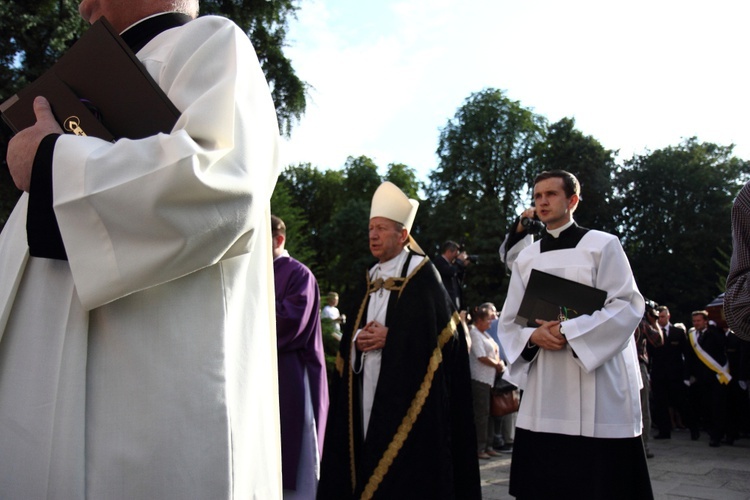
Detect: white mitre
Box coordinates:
(370, 181, 424, 254)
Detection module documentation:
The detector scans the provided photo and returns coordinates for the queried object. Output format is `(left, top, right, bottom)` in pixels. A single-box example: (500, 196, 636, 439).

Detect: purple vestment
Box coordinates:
(274, 255, 329, 490)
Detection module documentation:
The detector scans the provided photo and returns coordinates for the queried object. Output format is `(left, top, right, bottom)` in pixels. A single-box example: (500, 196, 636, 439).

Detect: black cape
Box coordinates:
(317, 255, 480, 499)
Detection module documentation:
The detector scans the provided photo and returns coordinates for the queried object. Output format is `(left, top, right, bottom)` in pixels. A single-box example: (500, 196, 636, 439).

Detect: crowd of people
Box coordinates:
(311, 173, 750, 500)
(1, 1, 749, 497)
(644, 306, 750, 449)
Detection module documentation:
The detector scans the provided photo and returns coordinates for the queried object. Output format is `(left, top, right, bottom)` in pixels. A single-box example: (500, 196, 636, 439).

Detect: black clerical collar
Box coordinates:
(539, 223, 589, 253)
(120, 12, 192, 53)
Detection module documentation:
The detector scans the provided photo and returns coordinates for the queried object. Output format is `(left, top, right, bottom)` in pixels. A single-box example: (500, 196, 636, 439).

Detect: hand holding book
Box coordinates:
(5, 96, 63, 192)
(528, 318, 566, 351)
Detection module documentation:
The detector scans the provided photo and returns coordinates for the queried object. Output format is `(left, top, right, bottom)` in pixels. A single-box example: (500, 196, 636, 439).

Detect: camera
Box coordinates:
(457, 245, 479, 264)
(521, 216, 545, 236)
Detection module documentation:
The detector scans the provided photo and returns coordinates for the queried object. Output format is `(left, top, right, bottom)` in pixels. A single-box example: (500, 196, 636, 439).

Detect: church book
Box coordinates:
(514, 269, 607, 327)
(0, 17, 179, 141)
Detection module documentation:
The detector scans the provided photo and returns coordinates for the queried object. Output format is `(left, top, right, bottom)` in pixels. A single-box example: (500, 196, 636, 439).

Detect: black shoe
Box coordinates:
(653, 433, 671, 440)
(709, 439, 721, 447)
(691, 430, 700, 441)
(646, 451, 655, 458)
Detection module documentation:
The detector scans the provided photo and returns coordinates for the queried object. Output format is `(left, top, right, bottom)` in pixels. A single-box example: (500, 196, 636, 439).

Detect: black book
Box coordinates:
(514, 269, 607, 327)
(1, 17, 179, 141)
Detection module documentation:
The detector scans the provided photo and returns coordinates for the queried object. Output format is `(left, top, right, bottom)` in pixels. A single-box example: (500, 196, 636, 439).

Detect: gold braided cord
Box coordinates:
(348, 268, 372, 493)
(397, 257, 428, 299)
(335, 352, 344, 377)
(360, 314, 458, 500)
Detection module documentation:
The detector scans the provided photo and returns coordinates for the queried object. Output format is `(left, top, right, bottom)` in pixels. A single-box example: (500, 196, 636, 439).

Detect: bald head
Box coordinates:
(79, 0, 198, 33)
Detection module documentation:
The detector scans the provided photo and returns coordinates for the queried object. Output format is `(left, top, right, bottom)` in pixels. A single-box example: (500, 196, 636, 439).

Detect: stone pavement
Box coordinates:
(480, 430, 750, 499)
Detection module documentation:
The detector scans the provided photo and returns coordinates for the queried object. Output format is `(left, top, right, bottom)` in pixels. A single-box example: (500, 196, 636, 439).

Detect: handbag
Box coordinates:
(493, 374, 517, 392)
(490, 388, 520, 417)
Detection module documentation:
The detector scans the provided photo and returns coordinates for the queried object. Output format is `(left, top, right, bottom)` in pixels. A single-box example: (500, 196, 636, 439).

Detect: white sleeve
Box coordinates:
(562, 236, 644, 373)
(499, 259, 536, 365)
(52, 18, 280, 310)
(499, 232, 533, 269)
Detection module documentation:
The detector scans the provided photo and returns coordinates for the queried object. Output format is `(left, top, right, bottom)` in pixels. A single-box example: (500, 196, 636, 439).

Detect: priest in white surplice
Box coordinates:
(0, 1, 282, 498)
(499, 170, 653, 499)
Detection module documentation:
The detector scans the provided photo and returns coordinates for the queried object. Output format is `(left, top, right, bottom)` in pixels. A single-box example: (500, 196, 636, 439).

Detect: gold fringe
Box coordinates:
(335, 352, 344, 377)
(348, 268, 372, 493)
(397, 257, 428, 299)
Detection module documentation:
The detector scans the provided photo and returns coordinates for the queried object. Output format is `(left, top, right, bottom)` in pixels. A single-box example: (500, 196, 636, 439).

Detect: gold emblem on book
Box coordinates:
(64, 116, 87, 136)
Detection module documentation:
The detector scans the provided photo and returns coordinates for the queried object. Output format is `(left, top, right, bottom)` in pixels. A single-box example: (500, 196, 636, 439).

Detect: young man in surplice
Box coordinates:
(499, 170, 653, 499)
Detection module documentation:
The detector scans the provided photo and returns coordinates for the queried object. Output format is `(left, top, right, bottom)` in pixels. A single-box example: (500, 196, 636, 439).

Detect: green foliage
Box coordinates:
(200, 0, 306, 136)
(270, 181, 315, 264)
(271, 156, 423, 318)
(714, 246, 731, 292)
(0, 0, 86, 102)
(385, 163, 421, 199)
(424, 88, 547, 308)
(320, 317, 342, 377)
(534, 117, 619, 234)
(341, 156, 383, 198)
(613, 137, 750, 322)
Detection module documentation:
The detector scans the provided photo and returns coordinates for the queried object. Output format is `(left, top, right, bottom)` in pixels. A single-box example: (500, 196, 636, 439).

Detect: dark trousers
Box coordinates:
(689, 377, 727, 441)
(652, 377, 689, 435)
(726, 380, 750, 440)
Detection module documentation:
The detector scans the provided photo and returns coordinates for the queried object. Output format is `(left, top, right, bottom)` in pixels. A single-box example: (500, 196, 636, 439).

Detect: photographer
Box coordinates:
(634, 299, 665, 458)
(435, 240, 475, 311)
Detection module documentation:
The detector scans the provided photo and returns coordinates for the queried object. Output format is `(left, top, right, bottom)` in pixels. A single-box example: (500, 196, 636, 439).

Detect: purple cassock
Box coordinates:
(274, 255, 329, 490)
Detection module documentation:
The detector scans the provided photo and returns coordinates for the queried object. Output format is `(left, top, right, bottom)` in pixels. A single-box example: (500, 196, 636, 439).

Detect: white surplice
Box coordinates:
(0, 16, 282, 499)
(499, 229, 644, 438)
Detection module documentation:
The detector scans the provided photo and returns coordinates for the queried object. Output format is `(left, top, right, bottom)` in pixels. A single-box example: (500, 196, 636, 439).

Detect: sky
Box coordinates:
(281, 0, 750, 182)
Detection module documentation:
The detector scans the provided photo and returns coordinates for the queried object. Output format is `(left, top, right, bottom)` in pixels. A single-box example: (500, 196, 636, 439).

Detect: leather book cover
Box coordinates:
(1, 17, 179, 140)
(514, 269, 608, 327)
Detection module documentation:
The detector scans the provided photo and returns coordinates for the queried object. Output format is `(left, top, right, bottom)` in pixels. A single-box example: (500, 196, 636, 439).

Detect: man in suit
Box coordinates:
(434, 240, 470, 311)
(650, 306, 690, 439)
(687, 310, 729, 447)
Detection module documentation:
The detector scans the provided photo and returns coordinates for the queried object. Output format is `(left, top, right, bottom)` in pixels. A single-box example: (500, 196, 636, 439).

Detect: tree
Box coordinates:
(272, 156, 423, 317)
(339, 156, 383, 199)
(201, 0, 306, 136)
(424, 88, 547, 308)
(0, 1, 86, 102)
(270, 180, 314, 264)
(534, 117, 619, 234)
(316, 156, 382, 302)
(614, 138, 750, 322)
(275, 162, 345, 289)
(384, 162, 421, 199)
